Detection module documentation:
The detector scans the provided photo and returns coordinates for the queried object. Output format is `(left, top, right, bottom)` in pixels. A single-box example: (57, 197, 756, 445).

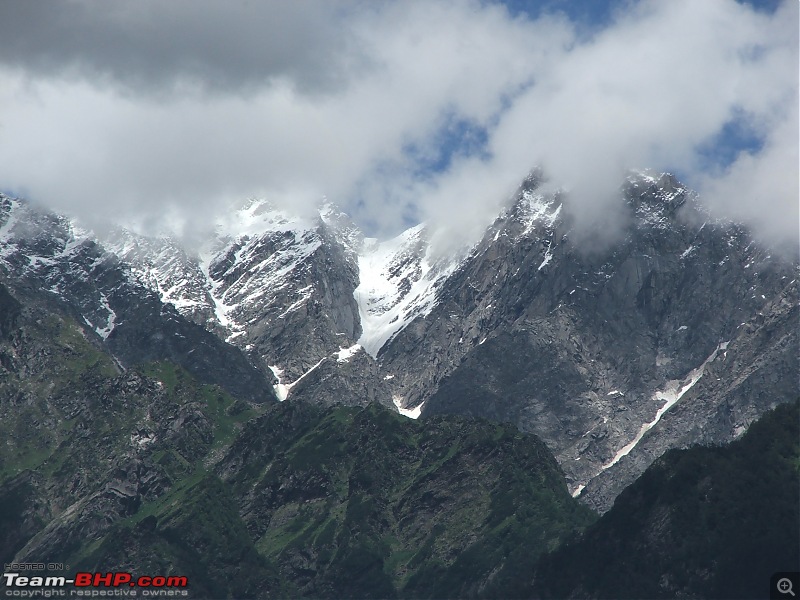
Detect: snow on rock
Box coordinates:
(268, 356, 332, 401)
(538, 247, 553, 271)
(269, 365, 290, 401)
(505, 188, 563, 236)
(203, 200, 323, 333)
(393, 395, 424, 419)
(601, 341, 730, 471)
(355, 224, 464, 357)
(94, 293, 117, 340)
(336, 344, 362, 363)
(103, 198, 327, 336)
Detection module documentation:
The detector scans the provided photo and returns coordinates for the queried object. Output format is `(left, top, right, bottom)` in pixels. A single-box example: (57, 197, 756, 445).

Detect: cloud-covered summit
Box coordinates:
(0, 0, 796, 250)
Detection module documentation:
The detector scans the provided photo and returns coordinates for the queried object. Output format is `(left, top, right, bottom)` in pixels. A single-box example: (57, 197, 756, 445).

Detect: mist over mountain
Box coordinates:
(1, 0, 797, 250)
(0, 166, 796, 598)
(0, 1, 797, 597)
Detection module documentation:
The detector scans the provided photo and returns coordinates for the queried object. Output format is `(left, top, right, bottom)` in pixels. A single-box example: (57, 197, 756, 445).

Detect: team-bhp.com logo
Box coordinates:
(2, 572, 189, 597)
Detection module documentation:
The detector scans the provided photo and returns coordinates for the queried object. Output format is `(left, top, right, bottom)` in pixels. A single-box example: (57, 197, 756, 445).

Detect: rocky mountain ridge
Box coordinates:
(1, 168, 796, 509)
(0, 196, 275, 404)
(0, 275, 594, 597)
(532, 401, 800, 599)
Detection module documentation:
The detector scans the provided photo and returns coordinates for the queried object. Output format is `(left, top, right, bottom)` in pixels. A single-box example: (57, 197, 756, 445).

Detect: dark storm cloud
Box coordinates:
(0, 0, 356, 94)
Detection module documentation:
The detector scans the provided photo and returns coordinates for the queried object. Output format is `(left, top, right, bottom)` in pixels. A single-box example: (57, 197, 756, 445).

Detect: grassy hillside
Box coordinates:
(0, 284, 595, 598)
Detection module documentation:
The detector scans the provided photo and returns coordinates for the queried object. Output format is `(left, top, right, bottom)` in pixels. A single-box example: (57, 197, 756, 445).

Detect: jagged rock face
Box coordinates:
(8, 170, 795, 509)
(103, 200, 375, 400)
(383, 172, 797, 502)
(532, 402, 800, 599)
(0, 196, 275, 403)
(202, 202, 363, 378)
(286, 347, 395, 409)
(580, 278, 799, 512)
(101, 199, 458, 408)
(103, 231, 220, 330)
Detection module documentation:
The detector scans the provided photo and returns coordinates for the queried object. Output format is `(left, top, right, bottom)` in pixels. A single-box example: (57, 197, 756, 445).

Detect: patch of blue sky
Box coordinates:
(665, 112, 767, 186)
(496, 0, 627, 33)
(736, 0, 783, 13)
(696, 113, 766, 171)
(497, 0, 783, 27)
(403, 115, 491, 178)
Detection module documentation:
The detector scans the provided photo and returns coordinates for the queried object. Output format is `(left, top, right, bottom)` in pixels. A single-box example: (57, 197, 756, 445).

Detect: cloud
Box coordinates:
(0, 0, 358, 94)
(0, 0, 796, 252)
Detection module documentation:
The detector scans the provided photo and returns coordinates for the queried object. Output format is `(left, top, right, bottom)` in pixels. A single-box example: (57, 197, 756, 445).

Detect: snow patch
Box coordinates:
(538, 250, 553, 271)
(268, 365, 289, 401)
(336, 344, 362, 363)
(517, 190, 562, 235)
(601, 341, 729, 471)
(355, 224, 464, 357)
(95, 293, 117, 340)
(393, 395, 424, 419)
(275, 357, 328, 400)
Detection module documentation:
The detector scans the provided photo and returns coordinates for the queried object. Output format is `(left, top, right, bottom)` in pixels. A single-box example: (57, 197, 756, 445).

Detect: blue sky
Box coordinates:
(0, 0, 796, 246)
(425, 0, 787, 187)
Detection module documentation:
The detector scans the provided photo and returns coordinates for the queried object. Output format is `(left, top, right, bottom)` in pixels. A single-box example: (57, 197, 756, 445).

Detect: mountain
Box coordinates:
(0, 271, 594, 597)
(531, 401, 800, 599)
(213, 401, 595, 599)
(409, 172, 797, 509)
(0, 195, 275, 404)
(0, 278, 276, 579)
(2, 168, 796, 514)
(0, 169, 797, 599)
(102, 200, 400, 410)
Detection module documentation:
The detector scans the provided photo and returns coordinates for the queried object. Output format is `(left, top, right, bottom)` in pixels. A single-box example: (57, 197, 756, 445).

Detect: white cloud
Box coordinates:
(0, 0, 796, 250)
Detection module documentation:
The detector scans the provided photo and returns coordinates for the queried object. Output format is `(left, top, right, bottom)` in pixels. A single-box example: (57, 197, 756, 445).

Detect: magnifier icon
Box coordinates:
(778, 578, 795, 596)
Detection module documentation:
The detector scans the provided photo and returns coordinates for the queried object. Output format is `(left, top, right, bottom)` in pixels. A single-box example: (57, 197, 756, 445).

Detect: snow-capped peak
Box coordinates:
(215, 198, 317, 239)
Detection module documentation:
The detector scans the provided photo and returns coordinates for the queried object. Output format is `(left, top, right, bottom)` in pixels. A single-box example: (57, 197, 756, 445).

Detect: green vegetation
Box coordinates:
(0, 284, 597, 599)
(142, 361, 267, 451)
(12, 277, 794, 600)
(219, 401, 596, 598)
(0, 313, 117, 482)
(73, 473, 288, 599)
(533, 401, 800, 600)
(7, 283, 794, 599)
